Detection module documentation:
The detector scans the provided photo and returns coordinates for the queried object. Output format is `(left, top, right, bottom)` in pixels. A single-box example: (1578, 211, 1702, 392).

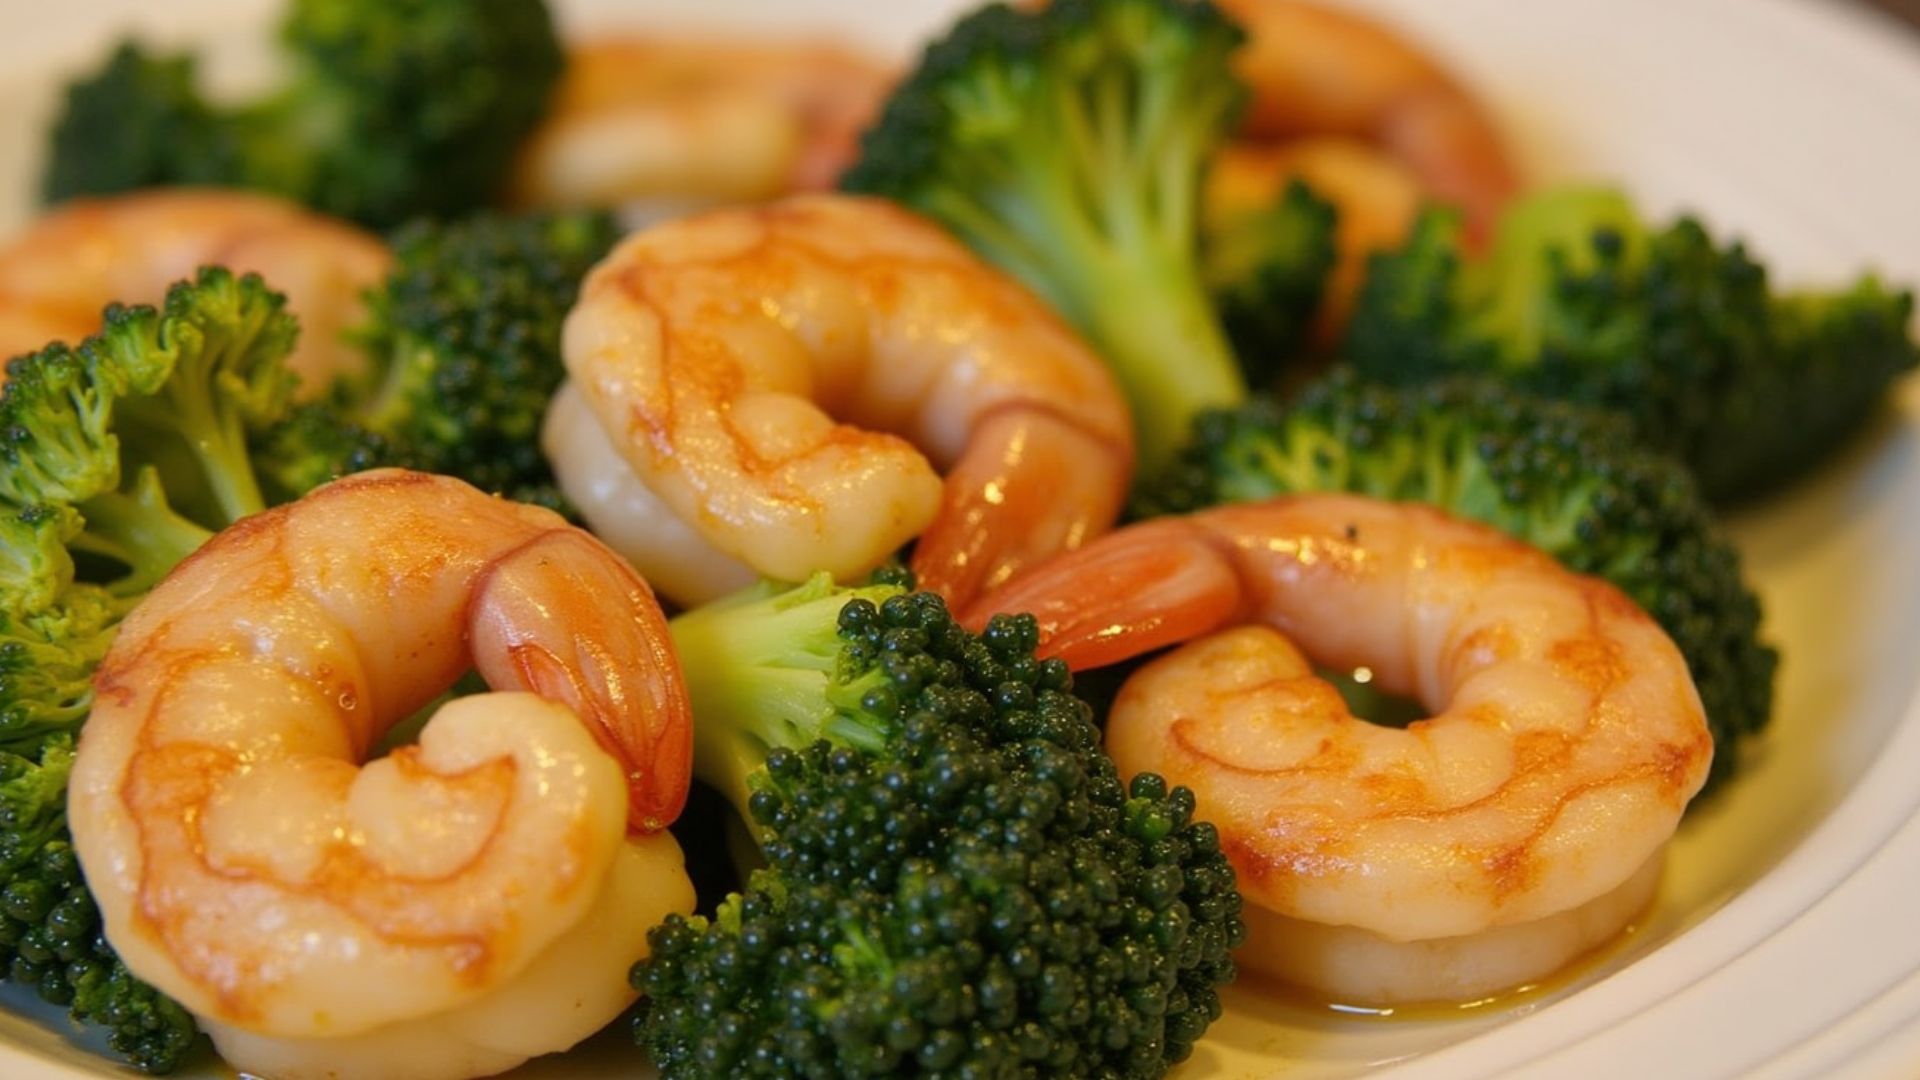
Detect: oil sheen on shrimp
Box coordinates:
(68, 470, 695, 1079)
(968, 494, 1712, 1003)
(0, 189, 389, 391)
(1218, 0, 1519, 243)
(510, 37, 894, 214)
(554, 193, 1134, 609)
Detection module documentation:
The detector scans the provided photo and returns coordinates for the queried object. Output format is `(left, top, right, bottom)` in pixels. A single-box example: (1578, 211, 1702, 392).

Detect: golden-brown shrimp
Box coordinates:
(0, 189, 389, 390)
(555, 193, 1134, 609)
(967, 495, 1712, 1002)
(1218, 0, 1519, 244)
(510, 37, 895, 212)
(68, 470, 694, 1076)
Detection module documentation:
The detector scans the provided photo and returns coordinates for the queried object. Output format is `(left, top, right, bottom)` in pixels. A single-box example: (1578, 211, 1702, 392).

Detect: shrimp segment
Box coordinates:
(558, 194, 1133, 607)
(69, 470, 693, 1061)
(968, 495, 1711, 1001)
(200, 834, 691, 1080)
(0, 189, 388, 390)
(1217, 0, 1519, 243)
(510, 37, 895, 211)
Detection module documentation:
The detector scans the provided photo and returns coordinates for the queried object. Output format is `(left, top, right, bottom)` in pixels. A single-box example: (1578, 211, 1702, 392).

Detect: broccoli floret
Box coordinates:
(1345, 185, 1920, 501)
(843, 0, 1251, 470)
(250, 404, 409, 505)
(0, 588, 123, 756)
(1, 268, 299, 595)
(40, 45, 235, 200)
(0, 740, 198, 1072)
(1137, 369, 1776, 794)
(0, 266, 312, 1070)
(636, 575, 1243, 1077)
(1203, 177, 1338, 386)
(254, 211, 617, 511)
(44, 0, 563, 229)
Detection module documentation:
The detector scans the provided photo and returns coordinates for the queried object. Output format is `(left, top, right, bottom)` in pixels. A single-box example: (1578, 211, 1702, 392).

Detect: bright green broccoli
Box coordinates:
(1344, 185, 1919, 502)
(843, 0, 1252, 470)
(253, 210, 620, 510)
(1203, 177, 1338, 386)
(0, 268, 299, 594)
(1136, 368, 1776, 794)
(44, 0, 563, 229)
(0, 266, 317, 1071)
(636, 574, 1243, 1077)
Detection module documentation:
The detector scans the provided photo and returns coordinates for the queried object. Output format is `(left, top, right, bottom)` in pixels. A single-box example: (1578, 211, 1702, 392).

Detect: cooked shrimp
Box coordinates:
(1209, 137, 1422, 334)
(510, 37, 895, 213)
(556, 193, 1133, 608)
(0, 189, 388, 390)
(1218, 0, 1519, 243)
(68, 470, 694, 1075)
(967, 495, 1712, 1002)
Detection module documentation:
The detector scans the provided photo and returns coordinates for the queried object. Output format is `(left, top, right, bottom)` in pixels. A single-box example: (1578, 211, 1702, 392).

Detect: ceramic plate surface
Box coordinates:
(0, 1, 1917, 1076)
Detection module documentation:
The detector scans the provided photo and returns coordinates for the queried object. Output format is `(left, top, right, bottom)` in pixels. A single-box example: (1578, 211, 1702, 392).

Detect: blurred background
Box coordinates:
(1873, 0, 1920, 25)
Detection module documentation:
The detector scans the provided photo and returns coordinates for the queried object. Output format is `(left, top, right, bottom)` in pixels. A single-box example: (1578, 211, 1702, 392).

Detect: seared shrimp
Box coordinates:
(0, 189, 388, 390)
(1219, 0, 1519, 243)
(510, 37, 894, 212)
(555, 194, 1134, 608)
(968, 495, 1712, 1002)
(68, 470, 694, 1077)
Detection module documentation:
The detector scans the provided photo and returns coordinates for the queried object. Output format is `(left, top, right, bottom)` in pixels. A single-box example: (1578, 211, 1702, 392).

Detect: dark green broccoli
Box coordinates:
(636, 575, 1243, 1077)
(1345, 185, 1919, 502)
(0, 738, 197, 1071)
(0, 266, 317, 1070)
(44, 0, 563, 229)
(1136, 369, 1776, 794)
(40, 45, 234, 200)
(843, 0, 1251, 470)
(1203, 177, 1338, 386)
(254, 210, 620, 510)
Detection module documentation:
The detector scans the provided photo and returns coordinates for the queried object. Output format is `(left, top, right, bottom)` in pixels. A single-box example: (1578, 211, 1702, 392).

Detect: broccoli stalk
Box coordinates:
(1136, 368, 1777, 794)
(254, 210, 619, 510)
(44, 0, 563, 229)
(0, 266, 312, 1071)
(844, 0, 1252, 470)
(670, 577, 899, 821)
(637, 574, 1243, 1078)
(1345, 184, 1919, 501)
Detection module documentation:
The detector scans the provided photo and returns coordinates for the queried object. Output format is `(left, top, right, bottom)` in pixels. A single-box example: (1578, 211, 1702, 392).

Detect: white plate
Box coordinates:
(1, 0, 1918, 1077)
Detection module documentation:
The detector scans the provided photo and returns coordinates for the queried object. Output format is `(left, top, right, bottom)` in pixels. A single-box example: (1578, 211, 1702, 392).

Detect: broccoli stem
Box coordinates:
(171, 394, 268, 527)
(73, 472, 214, 596)
(668, 576, 903, 820)
(1079, 250, 1244, 469)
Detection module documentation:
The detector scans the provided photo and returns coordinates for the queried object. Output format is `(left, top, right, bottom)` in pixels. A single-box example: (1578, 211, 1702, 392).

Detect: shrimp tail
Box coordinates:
(469, 530, 694, 833)
(911, 409, 1130, 608)
(962, 519, 1244, 670)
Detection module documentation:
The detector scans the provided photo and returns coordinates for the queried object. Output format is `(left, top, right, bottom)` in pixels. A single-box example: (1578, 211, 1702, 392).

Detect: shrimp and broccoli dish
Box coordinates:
(0, 0, 1910, 1075)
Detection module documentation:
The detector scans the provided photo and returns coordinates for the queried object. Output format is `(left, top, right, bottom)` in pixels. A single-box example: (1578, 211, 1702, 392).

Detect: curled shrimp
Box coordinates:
(1218, 0, 1519, 244)
(0, 189, 389, 391)
(510, 37, 895, 213)
(967, 494, 1712, 1003)
(552, 193, 1134, 608)
(68, 470, 694, 1076)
